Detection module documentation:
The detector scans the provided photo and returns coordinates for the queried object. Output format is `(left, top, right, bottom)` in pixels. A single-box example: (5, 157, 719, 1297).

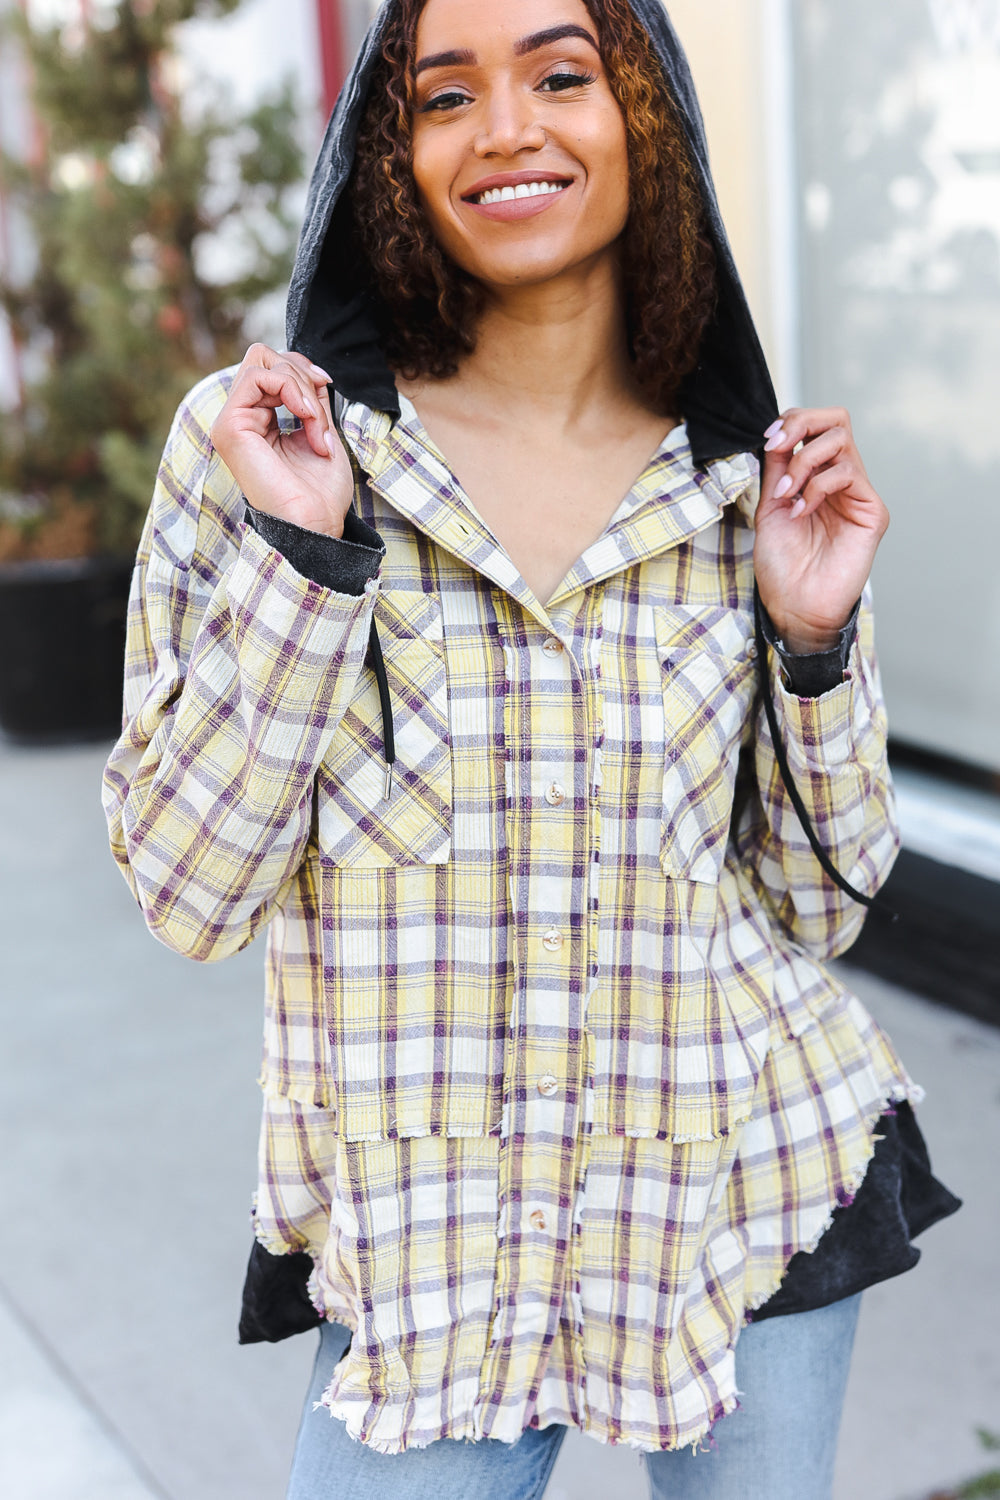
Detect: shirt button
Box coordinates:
(746, 640, 758, 659)
(541, 637, 564, 656)
(544, 782, 565, 806)
(537, 1073, 559, 1097)
(529, 1209, 547, 1232)
(542, 927, 564, 952)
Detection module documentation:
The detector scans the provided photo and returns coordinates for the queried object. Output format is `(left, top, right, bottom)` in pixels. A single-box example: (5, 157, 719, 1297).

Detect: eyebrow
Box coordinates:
(514, 24, 600, 56)
(415, 24, 600, 77)
(415, 47, 476, 76)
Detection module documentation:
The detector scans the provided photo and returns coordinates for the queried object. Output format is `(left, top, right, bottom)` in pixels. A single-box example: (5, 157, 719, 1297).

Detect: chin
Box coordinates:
(455, 241, 619, 293)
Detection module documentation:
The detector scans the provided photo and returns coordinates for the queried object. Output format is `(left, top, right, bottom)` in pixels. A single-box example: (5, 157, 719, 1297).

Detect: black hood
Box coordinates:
(285, 0, 779, 465)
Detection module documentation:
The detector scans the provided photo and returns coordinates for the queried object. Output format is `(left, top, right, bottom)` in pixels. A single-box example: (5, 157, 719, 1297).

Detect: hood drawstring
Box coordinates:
(367, 616, 396, 800)
(752, 584, 896, 922)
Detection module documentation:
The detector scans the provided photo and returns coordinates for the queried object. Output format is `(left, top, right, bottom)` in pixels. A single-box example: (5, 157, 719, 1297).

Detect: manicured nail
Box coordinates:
(764, 431, 786, 451)
(323, 430, 337, 457)
(774, 474, 794, 500)
(789, 497, 806, 519)
(309, 363, 333, 383)
(764, 419, 784, 439)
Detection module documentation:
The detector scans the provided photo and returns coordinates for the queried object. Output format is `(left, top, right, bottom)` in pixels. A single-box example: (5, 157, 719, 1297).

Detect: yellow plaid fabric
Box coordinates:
(104, 372, 917, 1454)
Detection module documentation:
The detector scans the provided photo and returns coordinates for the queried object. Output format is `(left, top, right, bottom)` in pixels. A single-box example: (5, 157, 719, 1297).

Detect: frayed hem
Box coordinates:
(315, 1392, 744, 1457)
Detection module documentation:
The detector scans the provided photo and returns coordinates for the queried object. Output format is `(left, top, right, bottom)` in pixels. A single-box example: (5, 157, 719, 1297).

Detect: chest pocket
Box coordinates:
(317, 589, 452, 866)
(654, 604, 756, 884)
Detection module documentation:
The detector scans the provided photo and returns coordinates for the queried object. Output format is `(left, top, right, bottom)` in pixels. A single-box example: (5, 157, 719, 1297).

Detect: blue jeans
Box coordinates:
(287, 1293, 861, 1500)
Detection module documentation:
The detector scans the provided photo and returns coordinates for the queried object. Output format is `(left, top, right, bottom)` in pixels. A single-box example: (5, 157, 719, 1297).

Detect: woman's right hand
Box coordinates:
(210, 344, 355, 537)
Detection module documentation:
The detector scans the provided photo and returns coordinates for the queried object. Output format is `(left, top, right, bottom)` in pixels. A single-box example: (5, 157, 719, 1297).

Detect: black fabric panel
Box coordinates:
(238, 1242, 323, 1345)
(750, 1101, 961, 1323)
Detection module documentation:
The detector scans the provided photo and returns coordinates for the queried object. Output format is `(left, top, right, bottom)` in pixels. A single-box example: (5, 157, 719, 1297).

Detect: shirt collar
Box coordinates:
(339, 397, 759, 616)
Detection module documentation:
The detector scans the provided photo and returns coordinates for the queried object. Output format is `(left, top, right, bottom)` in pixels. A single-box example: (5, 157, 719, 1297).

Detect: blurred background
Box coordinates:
(0, 1, 997, 1497)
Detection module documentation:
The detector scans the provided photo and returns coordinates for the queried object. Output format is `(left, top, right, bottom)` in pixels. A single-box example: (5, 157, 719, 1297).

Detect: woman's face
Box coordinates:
(409, 0, 630, 294)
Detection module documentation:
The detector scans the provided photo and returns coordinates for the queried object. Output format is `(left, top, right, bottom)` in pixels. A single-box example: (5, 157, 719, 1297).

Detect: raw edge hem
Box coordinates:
(316, 1388, 743, 1457)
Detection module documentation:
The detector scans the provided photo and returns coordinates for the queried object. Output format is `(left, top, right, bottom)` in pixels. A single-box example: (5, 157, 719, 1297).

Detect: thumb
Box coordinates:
(760, 447, 793, 506)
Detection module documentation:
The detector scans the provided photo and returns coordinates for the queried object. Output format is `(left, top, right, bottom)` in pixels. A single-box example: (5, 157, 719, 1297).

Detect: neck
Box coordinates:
(438, 256, 649, 431)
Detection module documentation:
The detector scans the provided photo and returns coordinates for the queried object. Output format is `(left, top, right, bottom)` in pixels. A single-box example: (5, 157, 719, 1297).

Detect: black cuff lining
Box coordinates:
(245, 502, 384, 596)
(757, 595, 860, 698)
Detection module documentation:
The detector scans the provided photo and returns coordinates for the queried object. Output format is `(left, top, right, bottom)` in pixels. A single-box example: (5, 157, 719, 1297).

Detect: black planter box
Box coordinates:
(0, 555, 133, 745)
(842, 848, 1000, 1029)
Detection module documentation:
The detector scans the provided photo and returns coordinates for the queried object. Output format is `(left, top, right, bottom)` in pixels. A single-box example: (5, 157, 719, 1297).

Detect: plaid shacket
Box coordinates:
(104, 370, 918, 1454)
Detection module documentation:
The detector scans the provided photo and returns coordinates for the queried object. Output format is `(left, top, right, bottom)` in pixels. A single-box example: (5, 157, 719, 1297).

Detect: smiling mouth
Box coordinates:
(468, 180, 570, 206)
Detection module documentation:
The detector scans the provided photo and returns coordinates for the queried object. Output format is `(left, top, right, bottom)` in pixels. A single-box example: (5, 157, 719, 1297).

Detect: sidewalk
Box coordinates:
(1, 739, 997, 1500)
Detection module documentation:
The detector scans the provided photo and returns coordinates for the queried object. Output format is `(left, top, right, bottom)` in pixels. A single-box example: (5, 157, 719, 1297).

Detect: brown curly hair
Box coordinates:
(349, 0, 717, 415)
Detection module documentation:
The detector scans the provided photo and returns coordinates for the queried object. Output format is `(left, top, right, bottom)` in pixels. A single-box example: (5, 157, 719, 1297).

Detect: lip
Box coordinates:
(460, 170, 575, 223)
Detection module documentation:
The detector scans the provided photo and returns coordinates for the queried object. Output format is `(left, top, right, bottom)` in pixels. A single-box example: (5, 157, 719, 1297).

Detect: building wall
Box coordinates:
(662, 2, 777, 379)
(671, 0, 1000, 774)
(792, 0, 1000, 772)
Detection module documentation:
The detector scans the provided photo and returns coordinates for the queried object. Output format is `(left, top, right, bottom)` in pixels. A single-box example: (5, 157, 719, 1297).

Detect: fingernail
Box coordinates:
(309, 363, 333, 383)
(789, 497, 806, 519)
(764, 431, 785, 451)
(324, 430, 337, 457)
(774, 474, 794, 500)
(764, 419, 784, 439)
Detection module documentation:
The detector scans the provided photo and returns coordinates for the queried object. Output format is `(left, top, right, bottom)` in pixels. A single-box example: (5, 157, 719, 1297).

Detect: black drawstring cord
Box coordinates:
(753, 586, 898, 922)
(367, 616, 396, 800)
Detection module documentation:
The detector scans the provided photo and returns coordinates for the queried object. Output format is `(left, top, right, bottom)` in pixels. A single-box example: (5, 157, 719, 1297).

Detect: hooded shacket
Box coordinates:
(103, 0, 920, 1457)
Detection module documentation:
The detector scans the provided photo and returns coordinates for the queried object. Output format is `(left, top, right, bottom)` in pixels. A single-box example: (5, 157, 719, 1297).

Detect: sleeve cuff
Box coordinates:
(244, 502, 385, 596)
(758, 596, 860, 698)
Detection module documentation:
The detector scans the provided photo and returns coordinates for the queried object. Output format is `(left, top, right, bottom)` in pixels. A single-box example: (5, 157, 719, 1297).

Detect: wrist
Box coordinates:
(760, 602, 849, 655)
(771, 624, 841, 655)
(754, 588, 862, 698)
(249, 501, 345, 540)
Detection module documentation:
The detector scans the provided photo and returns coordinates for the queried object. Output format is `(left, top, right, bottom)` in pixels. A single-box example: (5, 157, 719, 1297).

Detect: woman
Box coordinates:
(103, 0, 958, 1495)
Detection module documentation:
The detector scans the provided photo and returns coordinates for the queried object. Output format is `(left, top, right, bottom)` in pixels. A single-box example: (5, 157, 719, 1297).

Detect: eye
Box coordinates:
(538, 70, 597, 93)
(418, 89, 471, 114)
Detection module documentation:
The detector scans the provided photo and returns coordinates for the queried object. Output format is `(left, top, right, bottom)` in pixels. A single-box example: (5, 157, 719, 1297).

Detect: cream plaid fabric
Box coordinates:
(104, 371, 917, 1454)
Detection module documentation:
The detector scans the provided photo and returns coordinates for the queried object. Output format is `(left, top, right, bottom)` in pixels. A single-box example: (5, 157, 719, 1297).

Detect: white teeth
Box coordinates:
(476, 181, 566, 205)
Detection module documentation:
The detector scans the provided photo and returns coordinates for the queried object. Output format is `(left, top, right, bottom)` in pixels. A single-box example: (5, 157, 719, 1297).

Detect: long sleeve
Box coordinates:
(102, 371, 381, 962)
(735, 588, 899, 958)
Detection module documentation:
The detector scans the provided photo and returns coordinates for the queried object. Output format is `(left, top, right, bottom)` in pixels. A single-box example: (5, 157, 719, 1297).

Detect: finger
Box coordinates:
(280, 350, 333, 388)
(234, 362, 324, 428)
(792, 461, 881, 522)
(238, 345, 329, 422)
(770, 429, 849, 502)
(242, 361, 334, 459)
(276, 352, 337, 457)
(763, 405, 852, 454)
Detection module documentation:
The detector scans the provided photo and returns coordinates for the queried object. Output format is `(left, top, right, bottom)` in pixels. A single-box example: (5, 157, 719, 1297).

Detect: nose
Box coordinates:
(473, 83, 546, 158)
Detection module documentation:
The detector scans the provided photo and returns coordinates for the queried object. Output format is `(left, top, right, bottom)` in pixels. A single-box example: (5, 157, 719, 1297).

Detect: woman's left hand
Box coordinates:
(754, 407, 889, 653)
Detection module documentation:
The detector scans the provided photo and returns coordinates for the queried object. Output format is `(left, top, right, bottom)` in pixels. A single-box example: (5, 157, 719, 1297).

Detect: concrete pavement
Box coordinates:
(1, 738, 997, 1500)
